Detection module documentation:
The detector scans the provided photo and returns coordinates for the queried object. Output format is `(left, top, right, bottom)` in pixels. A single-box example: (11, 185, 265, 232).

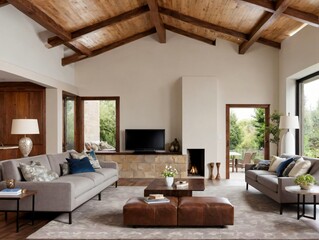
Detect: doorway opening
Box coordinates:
(226, 104, 270, 179)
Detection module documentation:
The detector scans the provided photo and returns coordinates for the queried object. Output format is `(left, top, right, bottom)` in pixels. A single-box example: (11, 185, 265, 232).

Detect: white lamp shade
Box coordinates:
(279, 115, 299, 129)
(11, 119, 40, 135)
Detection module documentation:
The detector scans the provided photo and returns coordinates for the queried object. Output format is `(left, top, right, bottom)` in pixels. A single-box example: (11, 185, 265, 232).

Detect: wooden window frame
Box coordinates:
(225, 104, 270, 179)
(80, 97, 120, 152)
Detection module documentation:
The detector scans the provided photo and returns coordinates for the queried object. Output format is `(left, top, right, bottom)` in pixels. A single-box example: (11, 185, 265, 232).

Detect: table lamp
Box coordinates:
(11, 119, 39, 157)
(279, 113, 299, 155)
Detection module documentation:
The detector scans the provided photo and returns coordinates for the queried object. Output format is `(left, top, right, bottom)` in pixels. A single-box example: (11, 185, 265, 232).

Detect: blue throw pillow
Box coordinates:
(276, 158, 294, 177)
(66, 157, 95, 174)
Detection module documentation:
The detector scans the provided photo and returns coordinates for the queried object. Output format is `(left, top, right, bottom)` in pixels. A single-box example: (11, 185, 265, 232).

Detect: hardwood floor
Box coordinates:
(0, 178, 154, 240)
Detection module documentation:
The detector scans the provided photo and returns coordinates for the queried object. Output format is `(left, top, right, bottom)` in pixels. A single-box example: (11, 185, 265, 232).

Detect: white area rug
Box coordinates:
(27, 182, 319, 239)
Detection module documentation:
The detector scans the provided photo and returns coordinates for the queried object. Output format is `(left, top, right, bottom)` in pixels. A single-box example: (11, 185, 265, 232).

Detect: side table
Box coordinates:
(285, 185, 319, 220)
(0, 190, 37, 232)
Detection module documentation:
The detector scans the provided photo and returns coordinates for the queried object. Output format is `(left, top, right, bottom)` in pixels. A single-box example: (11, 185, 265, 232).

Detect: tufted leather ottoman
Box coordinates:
(123, 197, 178, 226)
(178, 196, 234, 226)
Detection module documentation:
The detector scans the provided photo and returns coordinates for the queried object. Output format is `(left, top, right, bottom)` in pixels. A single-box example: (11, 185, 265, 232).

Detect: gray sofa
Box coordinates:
(245, 156, 319, 214)
(0, 152, 119, 223)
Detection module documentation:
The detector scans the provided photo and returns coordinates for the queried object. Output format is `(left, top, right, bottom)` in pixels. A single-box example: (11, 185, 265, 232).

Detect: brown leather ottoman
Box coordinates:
(123, 197, 178, 226)
(178, 196, 234, 226)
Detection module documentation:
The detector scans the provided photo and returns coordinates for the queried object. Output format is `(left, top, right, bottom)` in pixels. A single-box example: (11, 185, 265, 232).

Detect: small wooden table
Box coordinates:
(144, 178, 205, 197)
(0, 190, 37, 232)
(285, 185, 319, 220)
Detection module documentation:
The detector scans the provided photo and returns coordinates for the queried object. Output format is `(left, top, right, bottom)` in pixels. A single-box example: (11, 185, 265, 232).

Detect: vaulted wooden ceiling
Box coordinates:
(3, 0, 319, 66)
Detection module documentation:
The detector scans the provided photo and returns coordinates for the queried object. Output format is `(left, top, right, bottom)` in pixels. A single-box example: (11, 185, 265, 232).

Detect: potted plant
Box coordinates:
(267, 111, 281, 156)
(294, 174, 317, 190)
(162, 165, 178, 187)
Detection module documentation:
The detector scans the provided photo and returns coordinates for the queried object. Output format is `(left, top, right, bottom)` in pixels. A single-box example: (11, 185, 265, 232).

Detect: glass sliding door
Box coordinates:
(298, 75, 319, 157)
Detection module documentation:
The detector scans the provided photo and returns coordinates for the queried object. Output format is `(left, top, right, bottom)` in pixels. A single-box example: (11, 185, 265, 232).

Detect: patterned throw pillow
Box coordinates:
(19, 162, 59, 182)
(70, 150, 102, 169)
(59, 163, 70, 176)
(253, 160, 270, 170)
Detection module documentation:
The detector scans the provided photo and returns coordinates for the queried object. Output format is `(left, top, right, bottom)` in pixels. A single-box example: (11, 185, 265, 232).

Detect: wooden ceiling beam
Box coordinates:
(239, 0, 290, 54)
(7, 0, 71, 41)
(47, 5, 150, 48)
(147, 0, 166, 43)
(240, 0, 319, 27)
(159, 7, 279, 50)
(0, 0, 8, 7)
(64, 42, 92, 56)
(284, 7, 319, 27)
(62, 28, 156, 66)
(159, 7, 246, 40)
(164, 24, 216, 45)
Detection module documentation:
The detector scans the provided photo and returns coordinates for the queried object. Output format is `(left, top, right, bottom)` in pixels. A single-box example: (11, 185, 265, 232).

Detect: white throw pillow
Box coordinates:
(268, 156, 286, 172)
(288, 157, 311, 177)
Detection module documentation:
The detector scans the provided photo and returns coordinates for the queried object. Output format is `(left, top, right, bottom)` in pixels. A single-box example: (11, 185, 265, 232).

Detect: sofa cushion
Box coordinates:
(67, 157, 95, 174)
(257, 175, 278, 192)
(246, 170, 276, 181)
(95, 168, 118, 178)
(75, 172, 105, 185)
(19, 162, 59, 182)
(54, 175, 95, 198)
(47, 152, 70, 176)
(288, 158, 311, 177)
(2, 155, 51, 181)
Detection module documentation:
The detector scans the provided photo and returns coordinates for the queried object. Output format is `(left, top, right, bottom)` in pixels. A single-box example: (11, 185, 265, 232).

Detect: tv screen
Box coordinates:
(125, 129, 165, 152)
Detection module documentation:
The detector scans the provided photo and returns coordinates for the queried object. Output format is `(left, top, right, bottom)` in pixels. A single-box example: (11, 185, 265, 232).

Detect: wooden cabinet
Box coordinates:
(0, 82, 46, 159)
(0, 147, 18, 161)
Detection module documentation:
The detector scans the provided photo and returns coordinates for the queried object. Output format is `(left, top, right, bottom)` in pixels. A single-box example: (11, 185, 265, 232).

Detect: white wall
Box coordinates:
(0, 5, 75, 88)
(182, 76, 218, 178)
(279, 26, 319, 115)
(76, 31, 279, 178)
(0, 5, 79, 154)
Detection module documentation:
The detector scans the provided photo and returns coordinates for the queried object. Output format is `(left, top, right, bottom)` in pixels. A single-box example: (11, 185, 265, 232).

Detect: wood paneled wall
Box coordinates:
(0, 82, 46, 159)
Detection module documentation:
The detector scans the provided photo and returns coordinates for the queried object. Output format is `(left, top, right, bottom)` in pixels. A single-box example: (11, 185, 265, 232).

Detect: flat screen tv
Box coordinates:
(125, 129, 165, 153)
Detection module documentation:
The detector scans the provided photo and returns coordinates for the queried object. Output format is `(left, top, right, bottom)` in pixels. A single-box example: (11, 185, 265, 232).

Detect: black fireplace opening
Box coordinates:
(187, 149, 205, 176)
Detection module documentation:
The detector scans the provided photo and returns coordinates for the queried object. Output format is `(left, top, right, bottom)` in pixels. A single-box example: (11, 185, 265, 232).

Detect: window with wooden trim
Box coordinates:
(82, 97, 120, 152)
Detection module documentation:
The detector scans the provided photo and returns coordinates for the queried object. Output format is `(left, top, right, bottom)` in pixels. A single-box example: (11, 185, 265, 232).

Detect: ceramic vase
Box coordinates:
(165, 177, 174, 187)
(300, 183, 313, 190)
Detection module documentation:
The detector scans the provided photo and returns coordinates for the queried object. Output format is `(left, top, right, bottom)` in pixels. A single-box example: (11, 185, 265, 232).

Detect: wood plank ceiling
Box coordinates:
(3, 0, 319, 66)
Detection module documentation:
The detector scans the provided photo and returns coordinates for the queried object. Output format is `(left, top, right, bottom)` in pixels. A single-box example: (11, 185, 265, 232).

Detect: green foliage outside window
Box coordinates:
(230, 112, 243, 150)
(252, 108, 265, 150)
(66, 100, 75, 150)
(99, 100, 116, 148)
(267, 111, 281, 156)
(303, 101, 319, 157)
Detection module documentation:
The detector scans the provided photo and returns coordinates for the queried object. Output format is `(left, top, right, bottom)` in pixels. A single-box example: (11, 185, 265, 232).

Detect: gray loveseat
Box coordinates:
(245, 156, 319, 214)
(0, 152, 118, 223)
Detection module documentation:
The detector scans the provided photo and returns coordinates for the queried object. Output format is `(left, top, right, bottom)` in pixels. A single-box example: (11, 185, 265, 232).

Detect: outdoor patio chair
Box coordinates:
(235, 152, 256, 172)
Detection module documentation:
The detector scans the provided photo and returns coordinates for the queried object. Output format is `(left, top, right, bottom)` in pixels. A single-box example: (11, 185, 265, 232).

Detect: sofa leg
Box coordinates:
(98, 192, 101, 201)
(115, 181, 118, 188)
(246, 183, 248, 190)
(280, 204, 283, 215)
(69, 212, 72, 224)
